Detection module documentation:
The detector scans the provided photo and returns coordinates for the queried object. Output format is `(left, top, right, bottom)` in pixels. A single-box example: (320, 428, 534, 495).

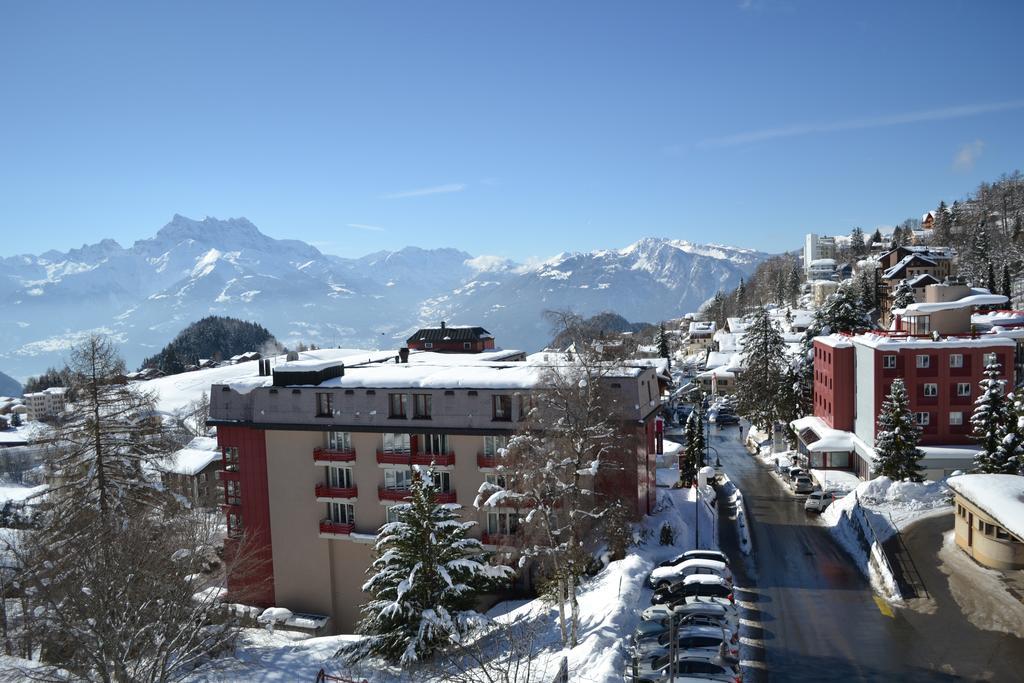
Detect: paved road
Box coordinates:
(713, 427, 960, 682)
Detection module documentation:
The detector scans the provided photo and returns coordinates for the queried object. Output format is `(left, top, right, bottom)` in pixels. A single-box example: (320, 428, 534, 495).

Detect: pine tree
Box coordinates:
(786, 265, 802, 305)
(1001, 263, 1012, 299)
(345, 467, 512, 665)
(874, 379, 924, 482)
(736, 307, 787, 433)
(971, 362, 1012, 473)
(1013, 215, 1023, 244)
(657, 323, 671, 365)
(10, 411, 21, 428)
(994, 393, 1024, 475)
(735, 278, 746, 311)
(682, 407, 705, 484)
(870, 228, 883, 247)
(891, 279, 916, 311)
(849, 227, 866, 260)
(986, 262, 997, 294)
(932, 201, 953, 245)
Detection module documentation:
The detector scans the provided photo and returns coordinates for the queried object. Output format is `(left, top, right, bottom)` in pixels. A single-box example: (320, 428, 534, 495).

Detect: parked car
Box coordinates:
(625, 654, 743, 682)
(805, 489, 846, 513)
(640, 600, 739, 630)
(675, 549, 731, 567)
(652, 575, 734, 606)
(784, 466, 805, 482)
(791, 475, 815, 494)
(715, 412, 740, 425)
(648, 558, 733, 589)
(633, 624, 740, 661)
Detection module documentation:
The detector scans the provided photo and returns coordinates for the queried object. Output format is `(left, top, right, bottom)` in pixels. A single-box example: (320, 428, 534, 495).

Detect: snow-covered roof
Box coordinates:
(165, 436, 220, 476)
(901, 292, 1007, 314)
(790, 416, 855, 452)
(974, 310, 1024, 327)
(809, 258, 836, 267)
(882, 254, 938, 279)
(947, 474, 1024, 540)
(688, 321, 716, 335)
(705, 351, 734, 370)
(695, 366, 735, 380)
(851, 333, 1016, 351)
(814, 334, 854, 349)
(906, 274, 940, 288)
(0, 422, 49, 446)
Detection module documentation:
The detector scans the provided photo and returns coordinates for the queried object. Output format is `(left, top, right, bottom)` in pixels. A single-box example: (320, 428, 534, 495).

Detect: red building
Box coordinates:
(406, 322, 496, 353)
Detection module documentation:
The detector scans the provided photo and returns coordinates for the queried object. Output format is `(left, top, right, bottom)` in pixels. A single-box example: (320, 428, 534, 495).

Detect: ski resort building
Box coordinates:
(207, 345, 663, 632)
(795, 282, 1014, 480)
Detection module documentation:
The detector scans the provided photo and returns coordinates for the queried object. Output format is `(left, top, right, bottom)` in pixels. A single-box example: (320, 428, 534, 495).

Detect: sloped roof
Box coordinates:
(882, 254, 938, 280)
(406, 326, 494, 344)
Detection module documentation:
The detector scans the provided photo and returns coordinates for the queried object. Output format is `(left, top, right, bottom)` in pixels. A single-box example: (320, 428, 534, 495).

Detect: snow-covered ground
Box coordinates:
(0, 483, 46, 505)
(822, 476, 952, 538)
(184, 470, 716, 683)
(937, 530, 1024, 638)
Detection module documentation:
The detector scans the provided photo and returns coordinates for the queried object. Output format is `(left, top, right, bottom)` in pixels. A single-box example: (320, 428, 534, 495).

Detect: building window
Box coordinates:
(386, 506, 402, 524)
(328, 502, 355, 525)
(328, 466, 354, 489)
(463, 342, 472, 350)
(413, 394, 432, 419)
(996, 527, 1012, 541)
(916, 355, 930, 369)
(227, 513, 244, 537)
(328, 431, 352, 451)
(949, 354, 963, 368)
(429, 470, 452, 492)
(883, 355, 896, 369)
(198, 472, 207, 483)
(225, 479, 241, 506)
(384, 469, 413, 490)
(419, 433, 449, 455)
(516, 393, 529, 421)
(983, 353, 999, 368)
(493, 394, 512, 421)
(914, 412, 930, 426)
(487, 511, 519, 535)
(957, 383, 971, 397)
(484, 435, 509, 457)
(382, 432, 410, 453)
(923, 383, 938, 397)
(316, 392, 334, 417)
(223, 446, 239, 472)
(389, 393, 407, 419)
(949, 412, 963, 426)
(424, 342, 433, 349)
(485, 473, 508, 488)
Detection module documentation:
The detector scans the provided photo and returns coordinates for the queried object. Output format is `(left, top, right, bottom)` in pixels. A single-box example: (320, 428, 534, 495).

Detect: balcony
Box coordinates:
(313, 447, 356, 464)
(477, 452, 501, 469)
(411, 452, 455, 467)
(217, 469, 241, 482)
(319, 519, 354, 537)
(220, 500, 241, 513)
(376, 450, 412, 465)
(315, 483, 358, 500)
(378, 486, 412, 501)
(481, 531, 517, 547)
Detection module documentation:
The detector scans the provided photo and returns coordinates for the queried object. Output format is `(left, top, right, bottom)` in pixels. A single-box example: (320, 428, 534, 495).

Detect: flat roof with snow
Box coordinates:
(947, 474, 1024, 541)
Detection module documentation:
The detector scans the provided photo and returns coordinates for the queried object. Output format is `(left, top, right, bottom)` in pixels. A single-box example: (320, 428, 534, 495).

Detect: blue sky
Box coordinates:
(2, 0, 1022, 261)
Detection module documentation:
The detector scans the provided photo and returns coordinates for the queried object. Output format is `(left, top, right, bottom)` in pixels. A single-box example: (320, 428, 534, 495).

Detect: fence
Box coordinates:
(847, 492, 901, 601)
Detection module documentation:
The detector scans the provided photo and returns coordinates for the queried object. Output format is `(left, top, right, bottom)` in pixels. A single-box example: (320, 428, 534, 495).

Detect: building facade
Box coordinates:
(208, 348, 661, 631)
(22, 388, 66, 422)
(949, 474, 1024, 570)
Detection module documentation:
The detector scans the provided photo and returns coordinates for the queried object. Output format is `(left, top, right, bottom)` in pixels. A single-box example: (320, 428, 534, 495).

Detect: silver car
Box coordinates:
(792, 475, 815, 494)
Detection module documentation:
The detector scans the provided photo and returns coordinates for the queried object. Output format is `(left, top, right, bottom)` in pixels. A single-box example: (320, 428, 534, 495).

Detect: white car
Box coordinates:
(634, 621, 739, 656)
(805, 489, 845, 513)
(633, 624, 740, 660)
(648, 558, 733, 590)
(641, 600, 739, 629)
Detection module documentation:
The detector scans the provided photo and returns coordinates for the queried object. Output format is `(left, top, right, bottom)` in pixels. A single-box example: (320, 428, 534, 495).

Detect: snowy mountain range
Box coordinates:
(0, 215, 768, 380)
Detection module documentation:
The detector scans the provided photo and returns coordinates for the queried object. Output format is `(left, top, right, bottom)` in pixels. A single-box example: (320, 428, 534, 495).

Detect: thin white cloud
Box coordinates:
(953, 139, 985, 172)
(347, 223, 386, 232)
(696, 100, 1024, 148)
(380, 183, 466, 199)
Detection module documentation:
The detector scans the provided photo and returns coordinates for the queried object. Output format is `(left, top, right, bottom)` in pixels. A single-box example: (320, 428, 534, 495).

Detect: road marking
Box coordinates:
(739, 618, 762, 627)
(736, 600, 759, 610)
(740, 636, 765, 647)
(740, 660, 768, 669)
(874, 595, 895, 618)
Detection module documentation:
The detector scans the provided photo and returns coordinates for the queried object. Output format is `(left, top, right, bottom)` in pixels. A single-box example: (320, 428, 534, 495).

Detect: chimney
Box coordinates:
(399, 347, 410, 364)
(440, 321, 446, 330)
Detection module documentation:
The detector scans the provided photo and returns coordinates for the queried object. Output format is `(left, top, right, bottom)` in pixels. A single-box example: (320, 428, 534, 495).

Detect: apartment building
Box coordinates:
(803, 233, 836, 274)
(22, 387, 66, 422)
(208, 346, 662, 632)
(877, 245, 956, 324)
(795, 282, 1013, 480)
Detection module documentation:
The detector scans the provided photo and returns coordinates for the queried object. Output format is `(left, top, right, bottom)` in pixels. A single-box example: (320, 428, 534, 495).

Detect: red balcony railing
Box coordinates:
(220, 501, 241, 513)
(477, 452, 500, 469)
(481, 532, 517, 547)
(412, 452, 456, 466)
(378, 486, 412, 501)
(376, 450, 412, 465)
(435, 491, 457, 504)
(315, 483, 358, 499)
(218, 469, 241, 481)
(319, 519, 354, 536)
(313, 447, 356, 463)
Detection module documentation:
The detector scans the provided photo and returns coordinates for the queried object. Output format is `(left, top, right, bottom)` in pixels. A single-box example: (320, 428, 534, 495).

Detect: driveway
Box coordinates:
(714, 427, 961, 682)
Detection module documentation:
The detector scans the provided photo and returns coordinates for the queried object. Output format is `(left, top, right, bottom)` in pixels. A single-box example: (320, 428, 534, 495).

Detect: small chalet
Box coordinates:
(405, 322, 495, 353)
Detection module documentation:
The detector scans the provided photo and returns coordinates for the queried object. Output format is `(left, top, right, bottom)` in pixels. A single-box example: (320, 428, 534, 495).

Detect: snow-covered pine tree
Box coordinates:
(657, 323, 671, 365)
(1001, 263, 1012, 299)
(932, 200, 953, 245)
(874, 379, 925, 482)
(986, 262, 997, 294)
(994, 392, 1024, 475)
(891, 279, 915, 311)
(345, 466, 513, 665)
(786, 265, 802, 305)
(736, 307, 787, 433)
(971, 361, 1011, 473)
(870, 228, 883, 247)
(735, 278, 746, 310)
(849, 227, 866, 260)
(682, 406, 705, 484)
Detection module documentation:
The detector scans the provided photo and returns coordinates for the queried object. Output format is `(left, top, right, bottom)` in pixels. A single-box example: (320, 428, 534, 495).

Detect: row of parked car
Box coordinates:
(774, 461, 848, 513)
(626, 549, 743, 682)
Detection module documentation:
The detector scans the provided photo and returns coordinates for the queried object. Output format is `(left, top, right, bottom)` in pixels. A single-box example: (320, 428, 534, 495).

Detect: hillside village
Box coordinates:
(1, 176, 1023, 681)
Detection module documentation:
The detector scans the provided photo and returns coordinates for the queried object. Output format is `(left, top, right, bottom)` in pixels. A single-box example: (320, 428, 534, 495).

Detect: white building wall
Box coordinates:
(853, 342, 876, 447)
